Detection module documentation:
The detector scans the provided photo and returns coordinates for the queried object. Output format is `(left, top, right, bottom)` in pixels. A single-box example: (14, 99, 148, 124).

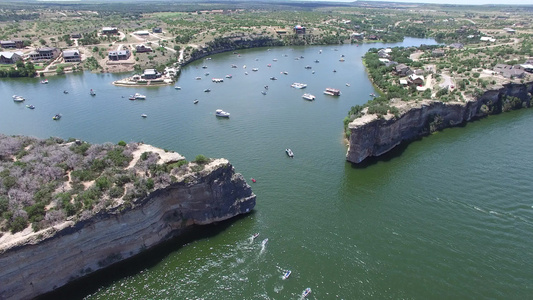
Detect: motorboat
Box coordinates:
(282, 71, 288, 75)
(195, 77, 202, 80)
(333, 69, 337, 73)
(370, 93, 376, 97)
(231, 64, 237, 68)
(282, 270, 291, 280)
(261, 238, 268, 246)
(204, 88, 211, 93)
(225, 74, 232, 78)
(52, 114, 61, 120)
(270, 77, 277, 80)
(90, 89, 96, 96)
(128, 95, 136, 100)
(261, 91, 267, 95)
(339, 58, 345, 62)
(252, 68, 258, 72)
(302, 288, 311, 298)
(272, 58, 278, 61)
(215, 109, 230, 118)
(314, 59, 319, 63)
(324, 88, 341, 96)
(212, 78, 223, 83)
(264, 85, 269, 90)
(134, 93, 146, 99)
(243, 65, 246, 69)
(346, 83, 351, 87)
(202, 65, 207, 69)
(252, 233, 259, 239)
(26, 104, 35, 109)
(193, 99, 199, 104)
(304, 65, 312, 69)
(244, 72, 248, 75)
(141, 114, 147, 118)
(12, 95, 25, 102)
(302, 93, 316, 101)
(291, 83, 307, 89)
(267, 64, 271, 67)
(63, 90, 68, 94)
(41, 79, 48, 84)
(286, 148, 294, 157)
(251, 178, 256, 183)
(175, 86, 181, 90)
(204, 72, 209, 76)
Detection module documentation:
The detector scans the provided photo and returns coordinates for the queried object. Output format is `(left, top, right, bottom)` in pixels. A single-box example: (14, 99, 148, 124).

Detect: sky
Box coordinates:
(314, 0, 532, 5)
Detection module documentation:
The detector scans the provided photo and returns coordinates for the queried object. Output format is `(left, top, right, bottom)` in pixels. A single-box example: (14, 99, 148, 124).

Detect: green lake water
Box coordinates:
(2, 38, 532, 299)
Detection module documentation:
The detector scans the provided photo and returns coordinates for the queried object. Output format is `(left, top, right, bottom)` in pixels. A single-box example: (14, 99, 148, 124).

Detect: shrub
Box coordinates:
(10, 216, 28, 233)
(140, 152, 149, 161)
(117, 141, 127, 147)
(194, 155, 209, 164)
(109, 186, 124, 198)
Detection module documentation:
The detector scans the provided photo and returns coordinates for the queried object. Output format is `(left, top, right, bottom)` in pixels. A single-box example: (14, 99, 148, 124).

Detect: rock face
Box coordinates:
(346, 82, 533, 164)
(0, 159, 255, 300)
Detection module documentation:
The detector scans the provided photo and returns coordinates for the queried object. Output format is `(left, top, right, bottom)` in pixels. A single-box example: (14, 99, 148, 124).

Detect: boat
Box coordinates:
(63, 90, 68, 94)
(52, 114, 61, 120)
(225, 74, 232, 78)
(243, 65, 246, 69)
(324, 88, 341, 96)
(264, 85, 269, 90)
(212, 78, 223, 83)
(346, 83, 350, 87)
(41, 79, 48, 84)
(202, 65, 207, 69)
(90, 89, 96, 96)
(302, 288, 311, 298)
(282, 71, 288, 75)
(252, 68, 258, 72)
(141, 114, 147, 118)
(333, 69, 337, 73)
(270, 77, 277, 80)
(291, 82, 307, 89)
(272, 58, 278, 61)
(215, 109, 230, 118)
(12, 95, 25, 102)
(231, 64, 237, 68)
(267, 64, 271, 67)
(339, 58, 345, 62)
(282, 270, 291, 280)
(204, 88, 211, 93)
(193, 99, 199, 104)
(244, 72, 248, 75)
(251, 178, 256, 183)
(314, 59, 319, 63)
(26, 104, 35, 109)
(302, 93, 316, 101)
(261, 238, 268, 246)
(204, 72, 209, 76)
(370, 93, 376, 97)
(261, 91, 267, 95)
(128, 95, 136, 100)
(195, 77, 202, 80)
(304, 65, 312, 69)
(286, 148, 294, 157)
(175, 86, 181, 90)
(252, 233, 259, 239)
(134, 93, 146, 99)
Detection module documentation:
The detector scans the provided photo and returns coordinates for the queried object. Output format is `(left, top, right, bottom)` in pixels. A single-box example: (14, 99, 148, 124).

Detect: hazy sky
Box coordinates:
(318, 0, 532, 5)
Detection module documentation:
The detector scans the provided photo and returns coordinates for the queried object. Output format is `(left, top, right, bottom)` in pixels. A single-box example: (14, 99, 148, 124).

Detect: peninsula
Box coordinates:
(0, 136, 256, 299)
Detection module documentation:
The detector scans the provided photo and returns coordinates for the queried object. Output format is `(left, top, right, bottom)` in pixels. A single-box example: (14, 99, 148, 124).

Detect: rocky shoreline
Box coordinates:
(0, 157, 255, 300)
(346, 82, 533, 164)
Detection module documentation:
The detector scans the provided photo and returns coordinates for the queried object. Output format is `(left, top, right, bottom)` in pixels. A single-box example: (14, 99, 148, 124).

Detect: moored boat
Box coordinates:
(270, 77, 277, 80)
(134, 93, 146, 99)
(225, 74, 232, 78)
(212, 78, 224, 83)
(128, 96, 136, 100)
(141, 114, 147, 118)
(63, 90, 68, 94)
(282, 270, 291, 280)
(12, 95, 25, 102)
(286, 148, 294, 157)
(52, 114, 61, 120)
(304, 65, 312, 69)
(204, 88, 211, 93)
(302, 93, 315, 101)
(252, 68, 258, 72)
(26, 104, 35, 109)
(215, 109, 230, 118)
(302, 288, 311, 298)
(193, 99, 199, 104)
(41, 79, 48, 84)
(90, 89, 96, 96)
(175, 86, 181, 90)
(324, 88, 341, 96)
(291, 82, 307, 89)
(252, 233, 259, 239)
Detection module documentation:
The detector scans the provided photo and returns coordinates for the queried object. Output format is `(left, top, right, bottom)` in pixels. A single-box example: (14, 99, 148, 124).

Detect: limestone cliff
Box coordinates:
(346, 82, 533, 164)
(0, 159, 255, 300)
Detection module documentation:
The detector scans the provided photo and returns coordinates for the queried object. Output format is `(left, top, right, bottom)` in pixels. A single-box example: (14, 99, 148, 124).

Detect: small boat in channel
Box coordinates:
(193, 99, 199, 104)
(204, 88, 211, 93)
(12, 95, 25, 102)
(252, 233, 259, 239)
(141, 114, 147, 118)
(175, 86, 181, 90)
(26, 104, 35, 109)
(215, 109, 230, 118)
(286, 148, 294, 157)
(302, 93, 315, 101)
(302, 288, 311, 298)
(252, 68, 258, 72)
(134, 93, 146, 99)
(90, 89, 96, 96)
(52, 114, 61, 120)
(41, 79, 48, 84)
(225, 74, 232, 78)
(270, 76, 277, 80)
(324, 88, 341, 96)
(261, 91, 267, 95)
(291, 82, 307, 89)
(261, 238, 268, 246)
(282, 270, 291, 280)
(63, 90, 68, 94)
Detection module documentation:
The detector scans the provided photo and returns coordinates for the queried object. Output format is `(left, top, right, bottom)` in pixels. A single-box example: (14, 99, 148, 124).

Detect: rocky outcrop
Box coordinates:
(346, 82, 533, 164)
(0, 159, 255, 300)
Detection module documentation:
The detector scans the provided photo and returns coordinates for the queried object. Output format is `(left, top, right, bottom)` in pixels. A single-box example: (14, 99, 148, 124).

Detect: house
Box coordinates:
(0, 51, 22, 64)
(134, 31, 150, 36)
(394, 64, 412, 76)
(494, 64, 525, 78)
(0, 41, 16, 49)
(108, 50, 130, 61)
(71, 33, 82, 39)
(351, 32, 364, 40)
(28, 47, 60, 61)
(503, 28, 516, 34)
(102, 27, 118, 35)
(367, 35, 379, 40)
(384, 61, 398, 68)
(520, 64, 533, 73)
(63, 49, 81, 62)
(432, 49, 445, 57)
(480, 36, 495, 42)
(136, 44, 152, 53)
(275, 29, 287, 35)
(414, 69, 424, 76)
(408, 74, 424, 86)
(152, 27, 162, 33)
(399, 79, 408, 86)
(449, 43, 464, 49)
(141, 69, 161, 79)
(378, 49, 390, 58)
(293, 25, 306, 35)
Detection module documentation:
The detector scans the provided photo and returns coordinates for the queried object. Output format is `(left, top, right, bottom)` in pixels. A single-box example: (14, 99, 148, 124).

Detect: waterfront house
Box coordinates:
(432, 49, 445, 57)
(293, 25, 306, 35)
(141, 69, 161, 80)
(0, 40, 16, 49)
(71, 33, 82, 39)
(0, 51, 22, 64)
(108, 50, 130, 61)
(394, 64, 412, 76)
(28, 47, 60, 61)
(63, 49, 81, 62)
(408, 74, 424, 86)
(136, 44, 152, 53)
(351, 32, 364, 40)
(102, 27, 118, 35)
(494, 64, 525, 79)
(153, 27, 162, 33)
(378, 49, 390, 58)
(449, 43, 464, 49)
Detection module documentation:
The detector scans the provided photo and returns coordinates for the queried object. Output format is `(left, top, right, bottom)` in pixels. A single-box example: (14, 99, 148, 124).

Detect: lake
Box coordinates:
(2, 37, 532, 299)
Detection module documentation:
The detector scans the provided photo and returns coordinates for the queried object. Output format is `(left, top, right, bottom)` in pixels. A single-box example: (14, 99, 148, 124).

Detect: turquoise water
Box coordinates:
(2, 38, 533, 299)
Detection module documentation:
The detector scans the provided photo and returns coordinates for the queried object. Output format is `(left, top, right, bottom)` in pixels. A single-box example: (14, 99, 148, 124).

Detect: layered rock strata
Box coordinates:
(346, 82, 533, 164)
(0, 159, 255, 300)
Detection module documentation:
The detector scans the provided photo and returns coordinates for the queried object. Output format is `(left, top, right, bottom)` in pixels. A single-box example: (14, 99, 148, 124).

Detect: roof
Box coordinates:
(134, 31, 150, 35)
(399, 79, 408, 85)
(0, 52, 21, 59)
(102, 27, 117, 31)
(144, 69, 157, 75)
(63, 49, 79, 56)
(409, 74, 424, 81)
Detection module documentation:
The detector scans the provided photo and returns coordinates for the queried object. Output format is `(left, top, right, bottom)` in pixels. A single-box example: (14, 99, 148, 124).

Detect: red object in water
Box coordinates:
(251, 178, 256, 183)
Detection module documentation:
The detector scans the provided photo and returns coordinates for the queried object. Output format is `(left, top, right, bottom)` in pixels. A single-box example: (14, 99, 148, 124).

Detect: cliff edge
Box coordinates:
(346, 82, 533, 164)
(0, 157, 255, 300)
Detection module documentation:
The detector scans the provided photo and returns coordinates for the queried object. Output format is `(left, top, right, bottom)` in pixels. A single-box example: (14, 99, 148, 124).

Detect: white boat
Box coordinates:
(302, 288, 311, 298)
(195, 77, 202, 80)
(252, 233, 259, 240)
(212, 78, 224, 83)
(141, 114, 147, 118)
(243, 65, 246, 69)
(215, 109, 230, 118)
(346, 83, 350, 87)
(202, 65, 207, 69)
(12, 95, 25, 102)
(282, 270, 291, 280)
(302, 93, 315, 101)
(41, 79, 48, 84)
(194, 99, 199, 104)
(204, 72, 209, 76)
(225, 74, 232, 78)
(261, 91, 267, 95)
(204, 88, 211, 93)
(252, 68, 258, 72)
(175, 86, 181, 90)
(291, 82, 307, 89)
(244, 72, 248, 75)
(26, 104, 35, 109)
(261, 238, 268, 246)
(90, 89, 96, 96)
(324, 88, 341, 96)
(273, 58, 278, 61)
(52, 113, 61, 120)
(134, 93, 146, 99)
(286, 148, 294, 157)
